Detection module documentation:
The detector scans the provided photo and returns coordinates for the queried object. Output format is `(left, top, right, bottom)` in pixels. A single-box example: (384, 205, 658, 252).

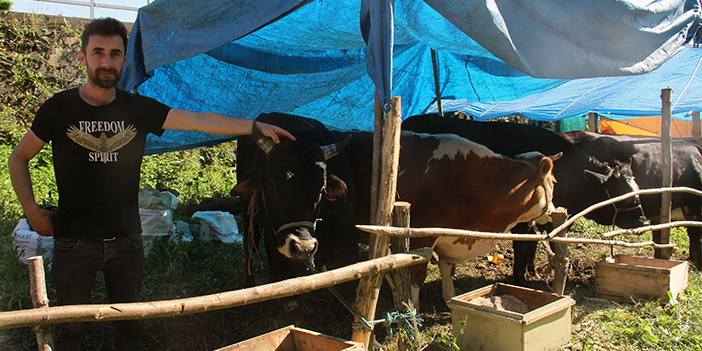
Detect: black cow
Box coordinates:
(230, 113, 360, 287)
(401, 114, 648, 285)
(562, 131, 702, 269)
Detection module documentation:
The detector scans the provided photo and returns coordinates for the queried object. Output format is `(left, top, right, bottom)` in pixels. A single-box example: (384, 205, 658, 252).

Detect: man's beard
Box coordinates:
(89, 67, 121, 89)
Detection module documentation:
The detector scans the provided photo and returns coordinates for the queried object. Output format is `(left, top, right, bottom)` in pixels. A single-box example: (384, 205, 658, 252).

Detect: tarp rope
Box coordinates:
(304, 259, 422, 339)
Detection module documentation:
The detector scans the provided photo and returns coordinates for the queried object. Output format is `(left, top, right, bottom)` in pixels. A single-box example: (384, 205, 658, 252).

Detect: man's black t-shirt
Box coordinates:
(31, 88, 171, 239)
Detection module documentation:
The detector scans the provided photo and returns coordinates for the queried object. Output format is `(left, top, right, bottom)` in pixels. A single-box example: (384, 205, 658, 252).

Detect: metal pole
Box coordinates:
(431, 49, 443, 117)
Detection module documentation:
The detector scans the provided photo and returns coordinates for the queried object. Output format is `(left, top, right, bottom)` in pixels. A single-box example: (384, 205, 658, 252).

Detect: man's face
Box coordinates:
(78, 35, 125, 89)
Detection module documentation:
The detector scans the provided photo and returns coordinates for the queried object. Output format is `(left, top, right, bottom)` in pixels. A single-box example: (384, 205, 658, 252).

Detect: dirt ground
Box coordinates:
(136, 240, 599, 351)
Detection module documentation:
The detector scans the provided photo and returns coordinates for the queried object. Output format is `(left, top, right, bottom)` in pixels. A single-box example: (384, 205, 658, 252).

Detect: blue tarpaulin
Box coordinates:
(430, 48, 702, 122)
(115, 0, 702, 154)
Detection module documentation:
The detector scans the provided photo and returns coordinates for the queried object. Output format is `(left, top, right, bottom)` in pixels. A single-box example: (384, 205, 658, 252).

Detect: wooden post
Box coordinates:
(28, 256, 52, 351)
(693, 111, 700, 145)
(352, 93, 402, 349)
(430, 49, 443, 117)
(588, 112, 598, 132)
(549, 209, 570, 296)
(386, 202, 417, 351)
(657, 87, 673, 259)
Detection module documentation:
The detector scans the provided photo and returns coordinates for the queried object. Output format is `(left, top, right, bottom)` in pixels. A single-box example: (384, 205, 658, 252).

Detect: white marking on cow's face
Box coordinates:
(278, 233, 318, 259)
(285, 171, 295, 180)
(508, 189, 553, 230)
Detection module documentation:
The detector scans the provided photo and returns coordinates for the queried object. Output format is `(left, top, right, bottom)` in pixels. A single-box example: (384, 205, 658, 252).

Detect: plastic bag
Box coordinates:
(12, 219, 54, 266)
(169, 220, 195, 247)
(139, 209, 173, 236)
(191, 211, 242, 244)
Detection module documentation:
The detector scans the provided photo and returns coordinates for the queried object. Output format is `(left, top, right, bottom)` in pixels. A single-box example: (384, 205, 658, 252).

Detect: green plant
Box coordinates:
(0, 1, 12, 11)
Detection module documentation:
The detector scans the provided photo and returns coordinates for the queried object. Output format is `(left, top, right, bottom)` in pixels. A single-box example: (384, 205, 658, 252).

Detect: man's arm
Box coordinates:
(8, 131, 54, 236)
(162, 109, 295, 143)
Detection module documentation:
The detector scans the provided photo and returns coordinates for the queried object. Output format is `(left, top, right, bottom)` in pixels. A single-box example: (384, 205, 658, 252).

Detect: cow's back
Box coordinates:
(401, 114, 642, 225)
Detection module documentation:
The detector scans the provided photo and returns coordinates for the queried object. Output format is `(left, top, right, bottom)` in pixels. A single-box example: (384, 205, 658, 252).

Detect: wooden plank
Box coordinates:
(216, 326, 365, 351)
(693, 111, 700, 145)
(657, 87, 673, 259)
(588, 112, 598, 132)
(549, 209, 569, 296)
(0, 249, 432, 330)
(596, 255, 688, 304)
(447, 283, 574, 351)
(352, 94, 402, 349)
(386, 202, 417, 351)
(28, 256, 52, 351)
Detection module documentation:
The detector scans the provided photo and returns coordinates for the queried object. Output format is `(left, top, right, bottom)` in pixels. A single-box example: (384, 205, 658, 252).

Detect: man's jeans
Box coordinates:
(51, 234, 144, 351)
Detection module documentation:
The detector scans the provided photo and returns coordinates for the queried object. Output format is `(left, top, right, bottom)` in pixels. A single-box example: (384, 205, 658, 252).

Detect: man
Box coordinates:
(7, 17, 294, 351)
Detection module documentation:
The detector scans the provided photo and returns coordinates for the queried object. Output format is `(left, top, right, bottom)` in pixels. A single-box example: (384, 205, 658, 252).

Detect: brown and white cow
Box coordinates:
(342, 131, 559, 306)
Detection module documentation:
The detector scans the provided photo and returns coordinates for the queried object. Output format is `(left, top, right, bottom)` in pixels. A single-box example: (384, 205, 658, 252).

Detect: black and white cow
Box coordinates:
(401, 114, 648, 285)
(562, 131, 702, 269)
(230, 113, 359, 286)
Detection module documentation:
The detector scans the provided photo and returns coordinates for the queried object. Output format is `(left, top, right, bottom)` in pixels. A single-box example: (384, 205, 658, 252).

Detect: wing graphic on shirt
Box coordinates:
(66, 124, 137, 153)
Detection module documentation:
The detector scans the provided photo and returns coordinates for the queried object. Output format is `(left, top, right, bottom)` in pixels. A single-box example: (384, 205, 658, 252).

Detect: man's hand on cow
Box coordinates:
(25, 205, 55, 237)
(255, 121, 296, 143)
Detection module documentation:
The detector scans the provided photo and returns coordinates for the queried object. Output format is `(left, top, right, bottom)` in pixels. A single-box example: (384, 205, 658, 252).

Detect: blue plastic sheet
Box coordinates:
(115, 0, 701, 154)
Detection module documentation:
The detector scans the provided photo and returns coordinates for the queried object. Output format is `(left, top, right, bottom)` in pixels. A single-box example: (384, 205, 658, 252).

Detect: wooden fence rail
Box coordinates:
(0, 249, 432, 330)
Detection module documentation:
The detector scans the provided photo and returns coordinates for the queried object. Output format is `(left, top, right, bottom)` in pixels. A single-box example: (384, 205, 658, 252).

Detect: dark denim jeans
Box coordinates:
(51, 234, 144, 351)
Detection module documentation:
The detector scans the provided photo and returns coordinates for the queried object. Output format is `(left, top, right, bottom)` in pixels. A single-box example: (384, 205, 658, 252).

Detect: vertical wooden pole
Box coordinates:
(588, 112, 598, 132)
(657, 88, 673, 259)
(549, 209, 570, 296)
(693, 111, 700, 145)
(352, 93, 402, 349)
(28, 256, 53, 351)
(386, 202, 417, 351)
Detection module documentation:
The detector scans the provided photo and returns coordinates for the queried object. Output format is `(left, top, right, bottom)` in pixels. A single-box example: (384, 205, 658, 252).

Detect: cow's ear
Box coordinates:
(230, 178, 262, 197)
(539, 156, 554, 177)
(324, 175, 347, 202)
(583, 169, 609, 185)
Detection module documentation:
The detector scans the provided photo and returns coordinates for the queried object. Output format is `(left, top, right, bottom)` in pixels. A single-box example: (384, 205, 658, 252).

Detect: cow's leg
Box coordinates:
(409, 263, 429, 310)
(512, 240, 537, 286)
(438, 259, 457, 303)
(688, 226, 702, 270)
(653, 229, 662, 259)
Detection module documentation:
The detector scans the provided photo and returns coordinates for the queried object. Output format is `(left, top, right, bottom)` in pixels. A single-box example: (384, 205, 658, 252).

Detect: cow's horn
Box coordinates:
(252, 117, 276, 155)
(548, 152, 563, 161)
(321, 135, 352, 160)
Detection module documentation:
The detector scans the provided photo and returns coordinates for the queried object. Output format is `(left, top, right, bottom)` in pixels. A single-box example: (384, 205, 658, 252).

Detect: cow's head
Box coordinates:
(230, 119, 350, 260)
(583, 157, 648, 228)
(512, 151, 560, 227)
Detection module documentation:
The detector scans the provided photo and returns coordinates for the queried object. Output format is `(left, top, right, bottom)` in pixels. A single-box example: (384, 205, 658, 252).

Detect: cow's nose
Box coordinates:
(292, 238, 318, 259)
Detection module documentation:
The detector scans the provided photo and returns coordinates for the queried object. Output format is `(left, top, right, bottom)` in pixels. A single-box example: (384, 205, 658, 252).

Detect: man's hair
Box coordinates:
(81, 17, 128, 53)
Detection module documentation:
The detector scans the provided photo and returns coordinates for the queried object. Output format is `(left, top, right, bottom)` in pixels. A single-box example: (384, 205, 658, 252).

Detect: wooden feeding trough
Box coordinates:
(447, 283, 575, 351)
(214, 325, 365, 351)
(596, 254, 689, 304)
